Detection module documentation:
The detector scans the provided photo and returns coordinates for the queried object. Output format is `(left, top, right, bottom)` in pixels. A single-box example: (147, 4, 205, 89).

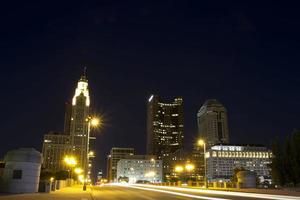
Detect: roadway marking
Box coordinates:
(116, 184, 231, 200)
(131, 184, 300, 200)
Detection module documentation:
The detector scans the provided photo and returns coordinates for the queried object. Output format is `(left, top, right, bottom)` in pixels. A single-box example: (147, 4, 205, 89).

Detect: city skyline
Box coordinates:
(1, 1, 300, 181)
(1, 67, 299, 177)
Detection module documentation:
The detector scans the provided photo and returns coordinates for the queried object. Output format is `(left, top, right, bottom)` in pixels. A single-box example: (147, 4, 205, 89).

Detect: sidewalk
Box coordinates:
(0, 185, 93, 200)
(184, 186, 300, 197)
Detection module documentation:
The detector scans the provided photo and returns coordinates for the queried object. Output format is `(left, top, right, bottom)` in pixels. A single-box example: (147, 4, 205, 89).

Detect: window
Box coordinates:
(12, 170, 22, 179)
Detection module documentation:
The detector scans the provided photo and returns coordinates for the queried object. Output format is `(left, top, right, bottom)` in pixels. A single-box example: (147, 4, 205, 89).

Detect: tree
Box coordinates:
(40, 170, 55, 181)
(231, 167, 245, 183)
(271, 130, 300, 187)
(290, 130, 300, 185)
(270, 137, 286, 186)
(55, 170, 69, 180)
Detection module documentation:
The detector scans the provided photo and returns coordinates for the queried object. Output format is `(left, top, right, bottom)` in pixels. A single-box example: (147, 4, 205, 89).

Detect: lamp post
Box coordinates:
(64, 156, 77, 182)
(83, 116, 100, 191)
(150, 158, 156, 183)
(197, 139, 207, 188)
(174, 165, 184, 184)
(185, 163, 195, 184)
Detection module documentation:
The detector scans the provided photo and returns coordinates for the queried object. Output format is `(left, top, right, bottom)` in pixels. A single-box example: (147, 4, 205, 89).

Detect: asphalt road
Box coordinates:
(91, 184, 300, 200)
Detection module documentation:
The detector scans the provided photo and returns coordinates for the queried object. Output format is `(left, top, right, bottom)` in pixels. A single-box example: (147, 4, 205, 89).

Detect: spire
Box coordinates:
(80, 66, 88, 82)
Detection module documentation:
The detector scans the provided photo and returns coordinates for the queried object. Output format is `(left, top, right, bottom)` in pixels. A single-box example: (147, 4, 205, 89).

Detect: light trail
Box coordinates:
(130, 184, 300, 200)
(116, 183, 231, 200)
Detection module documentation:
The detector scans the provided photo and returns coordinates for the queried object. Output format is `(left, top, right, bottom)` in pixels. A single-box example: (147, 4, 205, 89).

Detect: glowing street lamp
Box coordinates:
(83, 116, 101, 191)
(74, 168, 83, 175)
(64, 156, 77, 180)
(197, 139, 207, 188)
(185, 164, 195, 172)
(90, 117, 101, 128)
(175, 165, 184, 173)
(64, 156, 77, 167)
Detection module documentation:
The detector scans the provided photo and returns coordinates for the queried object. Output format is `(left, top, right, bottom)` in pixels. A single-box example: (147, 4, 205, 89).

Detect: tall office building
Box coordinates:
(147, 95, 184, 179)
(147, 95, 184, 157)
(107, 147, 134, 182)
(42, 132, 71, 172)
(63, 102, 72, 135)
(42, 70, 93, 173)
(197, 99, 229, 147)
(69, 73, 90, 170)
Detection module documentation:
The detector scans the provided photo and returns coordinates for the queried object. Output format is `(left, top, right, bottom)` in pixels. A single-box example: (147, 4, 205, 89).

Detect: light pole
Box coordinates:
(174, 165, 184, 184)
(64, 156, 77, 183)
(198, 139, 207, 188)
(150, 158, 156, 183)
(185, 163, 195, 184)
(83, 116, 100, 191)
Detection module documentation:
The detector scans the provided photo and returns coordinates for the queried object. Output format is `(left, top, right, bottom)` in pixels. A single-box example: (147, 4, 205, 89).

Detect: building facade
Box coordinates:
(191, 143, 205, 182)
(42, 71, 93, 173)
(197, 99, 229, 147)
(117, 155, 162, 184)
(206, 144, 272, 182)
(147, 95, 184, 179)
(69, 74, 90, 170)
(42, 132, 71, 172)
(107, 148, 134, 182)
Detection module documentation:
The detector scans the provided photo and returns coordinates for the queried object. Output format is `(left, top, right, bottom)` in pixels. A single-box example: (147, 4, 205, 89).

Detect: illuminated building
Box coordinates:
(147, 95, 184, 179)
(205, 144, 272, 182)
(107, 147, 134, 182)
(63, 102, 72, 135)
(42, 70, 94, 173)
(42, 132, 71, 172)
(197, 99, 229, 148)
(117, 155, 162, 183)
(191, 142, 205, 182)
(69, 72, 90, 170)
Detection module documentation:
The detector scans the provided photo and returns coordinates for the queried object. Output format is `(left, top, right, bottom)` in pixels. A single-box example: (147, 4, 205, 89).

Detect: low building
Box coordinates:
(206, 144, 272, 182)
(117, 155, 162, 184)
(0, 148, 42, 193)
(42, 132, 71, 172)
(107, 147, 134, 182)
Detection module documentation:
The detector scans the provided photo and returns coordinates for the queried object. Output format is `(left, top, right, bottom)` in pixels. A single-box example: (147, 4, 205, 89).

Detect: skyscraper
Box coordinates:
(147, 95, 184, 157)
(69, 73, 90, 170)
(197, 99, 229, 147)
(42, 132, 71, 172)
(63, 102, 72, 135)
(42, 70, 92, 173)
(147, 95, 184, 179)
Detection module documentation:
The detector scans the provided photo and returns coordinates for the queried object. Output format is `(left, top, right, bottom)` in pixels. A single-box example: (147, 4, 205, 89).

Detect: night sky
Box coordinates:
(1, 1, 300, 177)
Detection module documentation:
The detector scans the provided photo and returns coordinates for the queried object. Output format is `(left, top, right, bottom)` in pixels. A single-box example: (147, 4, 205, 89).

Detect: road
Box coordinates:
(0, 184, 299, 200)
(91, 184, 300, 200)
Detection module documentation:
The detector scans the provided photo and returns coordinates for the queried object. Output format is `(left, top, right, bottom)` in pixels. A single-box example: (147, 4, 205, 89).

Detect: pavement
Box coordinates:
(0, 184, 300, 200)
(0, 185, 93, 200)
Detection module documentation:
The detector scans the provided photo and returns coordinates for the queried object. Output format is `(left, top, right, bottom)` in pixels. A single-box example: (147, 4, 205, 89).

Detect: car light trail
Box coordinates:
(131, 184, 300, 200)
(115, 183, 230, 200)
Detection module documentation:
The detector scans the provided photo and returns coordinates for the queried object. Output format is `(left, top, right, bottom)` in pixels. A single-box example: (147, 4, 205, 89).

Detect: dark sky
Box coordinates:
(1, 1, 300, 177)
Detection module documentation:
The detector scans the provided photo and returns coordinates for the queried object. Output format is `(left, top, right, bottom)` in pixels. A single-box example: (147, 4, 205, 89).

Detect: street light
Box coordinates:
(83, 116, 101, 191)
(64, 156, 77, 180)
(91, 117, 101, 127)
(197, 139, 207, 188)
(74, 168, 83, 175)
(175, 165, 184, 173)
(185, 163, 195, 172)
